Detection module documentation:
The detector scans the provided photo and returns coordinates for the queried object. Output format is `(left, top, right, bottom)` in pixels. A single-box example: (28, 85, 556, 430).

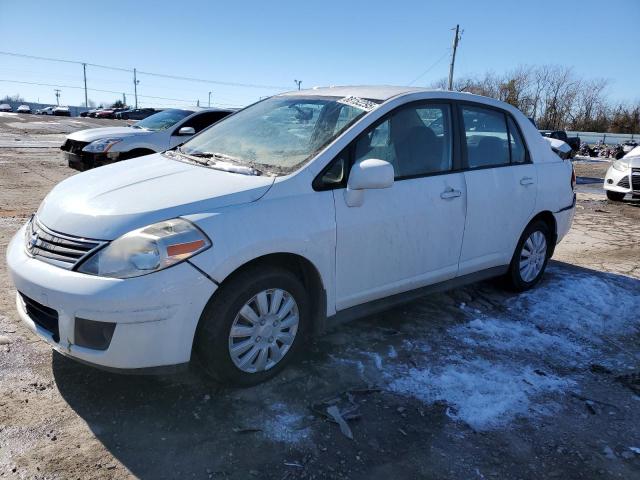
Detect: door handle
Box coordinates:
(520, 176, 535, 186)
(440, 188, 462, 199)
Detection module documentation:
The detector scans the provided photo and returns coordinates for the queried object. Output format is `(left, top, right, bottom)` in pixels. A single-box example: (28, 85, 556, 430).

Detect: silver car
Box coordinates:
(61, 108, 233, 171)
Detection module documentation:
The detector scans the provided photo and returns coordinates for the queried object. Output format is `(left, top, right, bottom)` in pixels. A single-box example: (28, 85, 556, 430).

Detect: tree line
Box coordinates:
(432, 65, 639, 134)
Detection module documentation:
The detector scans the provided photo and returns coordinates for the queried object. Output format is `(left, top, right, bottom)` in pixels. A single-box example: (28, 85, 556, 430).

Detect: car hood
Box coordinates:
(622, 155, 640, 168)
(67, 126, 151, 142)
(37, 153, 275, 240)
(624, 145, 640, 159)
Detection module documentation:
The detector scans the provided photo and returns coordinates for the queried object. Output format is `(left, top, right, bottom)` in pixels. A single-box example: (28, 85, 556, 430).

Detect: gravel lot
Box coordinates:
(1, 114, 639, 480)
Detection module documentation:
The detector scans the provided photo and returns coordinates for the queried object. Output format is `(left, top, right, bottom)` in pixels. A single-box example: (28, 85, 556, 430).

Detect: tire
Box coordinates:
(606, 190, 625, 202)
(194, 266, 309, 386)
(504, 220, 552, 292)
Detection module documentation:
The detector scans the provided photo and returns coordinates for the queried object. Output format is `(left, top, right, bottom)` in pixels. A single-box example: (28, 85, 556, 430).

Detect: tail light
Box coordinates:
(571, 164, 576, 191)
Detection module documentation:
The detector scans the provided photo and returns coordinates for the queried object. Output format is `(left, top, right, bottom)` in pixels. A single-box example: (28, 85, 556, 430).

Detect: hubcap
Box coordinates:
(228, 288, 299, 373)
(519, 230, 547, 282)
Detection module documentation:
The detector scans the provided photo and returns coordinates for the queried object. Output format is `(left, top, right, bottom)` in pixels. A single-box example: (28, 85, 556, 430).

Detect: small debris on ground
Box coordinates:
(326, 405, 353, 440)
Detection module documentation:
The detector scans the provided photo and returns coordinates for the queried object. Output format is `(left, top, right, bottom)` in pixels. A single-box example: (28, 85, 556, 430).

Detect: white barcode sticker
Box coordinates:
(337, 96, 378, 112)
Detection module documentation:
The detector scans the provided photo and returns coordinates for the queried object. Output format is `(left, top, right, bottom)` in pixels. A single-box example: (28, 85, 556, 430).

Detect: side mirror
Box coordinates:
(177, 126, 195, 136)
(344, 159, 394, 207)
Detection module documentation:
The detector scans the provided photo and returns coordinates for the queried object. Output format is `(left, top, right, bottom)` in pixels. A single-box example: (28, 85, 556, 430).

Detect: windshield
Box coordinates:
(133, 109, 193, 131)
(178, 95, 379, 174)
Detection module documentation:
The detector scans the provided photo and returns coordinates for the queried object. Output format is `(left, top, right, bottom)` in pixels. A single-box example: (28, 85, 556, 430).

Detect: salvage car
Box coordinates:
(115, 107, 158, 120)
(16, 104, 32, 114)
(604, 145, 640, 201)
(540, 130, 580, 155)
(0, 104, 12, 112)
(60, 107, 233, 170)
(53, 106, 71, 117)
(6, 86, 576, 386)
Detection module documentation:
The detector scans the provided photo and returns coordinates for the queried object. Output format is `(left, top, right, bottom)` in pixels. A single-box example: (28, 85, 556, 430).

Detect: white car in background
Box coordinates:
(604, 145, 640, 200)
(37, 106, 55, 115)
(0, 104, 12, 112)
(6, 86, 576, 386)
(16, 104, 32, 114)
(60, 107, 233, 171)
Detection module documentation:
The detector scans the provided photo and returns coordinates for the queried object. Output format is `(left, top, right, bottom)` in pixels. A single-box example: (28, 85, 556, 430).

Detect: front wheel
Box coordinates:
(606, 190, 625, 202)
(504, 220, 551, 292)
(194, 267, 309, 386)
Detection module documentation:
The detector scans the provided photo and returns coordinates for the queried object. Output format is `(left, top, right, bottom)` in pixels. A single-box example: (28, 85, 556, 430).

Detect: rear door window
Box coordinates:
(461, 106, 510, 168)
(507, 116, 527, 164)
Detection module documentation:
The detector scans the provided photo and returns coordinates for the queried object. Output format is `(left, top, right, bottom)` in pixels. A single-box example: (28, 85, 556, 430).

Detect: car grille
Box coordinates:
(618, 176, 630, 189)
(632, 169, 640, 191)
(60, 139, 89, 154)
(25, 217, 105, 270)
(19, 293, 60, 342)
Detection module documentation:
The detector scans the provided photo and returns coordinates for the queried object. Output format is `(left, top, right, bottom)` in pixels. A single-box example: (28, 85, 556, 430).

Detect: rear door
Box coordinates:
(457, 104, 537, 275)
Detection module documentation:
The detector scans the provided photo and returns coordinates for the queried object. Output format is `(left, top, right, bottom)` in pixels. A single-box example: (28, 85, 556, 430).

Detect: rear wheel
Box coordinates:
(606, 190, 625, 202)
(194, 267, 309, 386)
(505, 220, 551, 291)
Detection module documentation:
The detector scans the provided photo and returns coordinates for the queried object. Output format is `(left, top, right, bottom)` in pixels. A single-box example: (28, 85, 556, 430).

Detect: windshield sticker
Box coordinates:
(337, 96, 378, 112)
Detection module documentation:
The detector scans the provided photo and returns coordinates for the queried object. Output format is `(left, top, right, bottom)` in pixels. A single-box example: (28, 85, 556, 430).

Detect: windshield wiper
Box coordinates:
(175, 149, 263, 175)
(187, 151, 265, 175)
(174, 147, 209, 166)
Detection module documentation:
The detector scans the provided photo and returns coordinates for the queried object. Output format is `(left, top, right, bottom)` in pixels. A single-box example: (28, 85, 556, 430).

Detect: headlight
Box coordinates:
(612, 159, 630, 172)
(82, 138, 123, 153)
(77, 218, 211, 279)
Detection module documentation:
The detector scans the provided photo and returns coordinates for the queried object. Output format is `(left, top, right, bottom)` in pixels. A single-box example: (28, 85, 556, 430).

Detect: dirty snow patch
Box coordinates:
(390, 359, 573, 430)
(260, 403, 310, 444)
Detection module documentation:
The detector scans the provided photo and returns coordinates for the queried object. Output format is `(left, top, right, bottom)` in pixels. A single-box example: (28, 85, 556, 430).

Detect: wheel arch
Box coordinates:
(528, 210, 558, 255)
(205, 252, 327, 337)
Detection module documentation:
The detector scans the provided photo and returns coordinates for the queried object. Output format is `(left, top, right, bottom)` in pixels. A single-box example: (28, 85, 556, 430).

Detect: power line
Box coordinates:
(0, 78, 243, 107)
(0, 50, 290, 90)
(407, 49, 451, 86)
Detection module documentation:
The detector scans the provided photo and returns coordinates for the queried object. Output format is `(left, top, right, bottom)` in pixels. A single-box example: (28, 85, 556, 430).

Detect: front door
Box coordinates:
(334, 103, 467, 311)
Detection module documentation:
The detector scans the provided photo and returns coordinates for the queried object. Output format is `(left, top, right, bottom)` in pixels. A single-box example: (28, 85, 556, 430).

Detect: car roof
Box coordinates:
(278, 85, 432, 101)
(276, 85, 521, 108)
(189, 107, 236, 113)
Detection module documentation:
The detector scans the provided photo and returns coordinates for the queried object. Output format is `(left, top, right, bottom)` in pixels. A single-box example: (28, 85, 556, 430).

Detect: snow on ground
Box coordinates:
(259, 402, 311, 444)
(334, 266, 640, 431)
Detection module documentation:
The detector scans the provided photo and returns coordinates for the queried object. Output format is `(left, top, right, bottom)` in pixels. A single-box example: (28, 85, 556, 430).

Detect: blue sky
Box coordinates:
(1, 0, 638, 108)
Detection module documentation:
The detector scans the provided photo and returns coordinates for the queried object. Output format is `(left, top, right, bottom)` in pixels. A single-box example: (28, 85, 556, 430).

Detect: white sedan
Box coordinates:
(6, 86, 576, 385)
(604, 145, 640, 201)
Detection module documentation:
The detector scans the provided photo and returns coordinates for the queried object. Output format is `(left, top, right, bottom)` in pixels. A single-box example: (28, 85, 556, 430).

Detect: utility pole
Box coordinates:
(54, 89, 61, 105)
(294, 79, 302, 90)
(208, 91, 212, 107)
(82, 63, 88, 108)
(133, 68, 139, 109)
(122, 93, 127, 106)
(448, 24, 461, 91)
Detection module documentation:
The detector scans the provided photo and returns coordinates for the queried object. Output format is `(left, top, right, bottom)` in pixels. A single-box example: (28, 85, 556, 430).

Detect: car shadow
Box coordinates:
(52, 260, 639, 479)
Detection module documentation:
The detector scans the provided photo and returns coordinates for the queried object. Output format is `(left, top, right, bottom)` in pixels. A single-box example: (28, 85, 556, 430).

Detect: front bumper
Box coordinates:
(65, 151, 120, 171)
(6, 225, 217, 370)
(604, 166, 639, 194)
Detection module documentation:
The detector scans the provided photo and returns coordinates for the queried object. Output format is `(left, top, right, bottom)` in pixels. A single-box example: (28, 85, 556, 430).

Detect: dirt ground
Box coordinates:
(1, 114, 639, 480)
